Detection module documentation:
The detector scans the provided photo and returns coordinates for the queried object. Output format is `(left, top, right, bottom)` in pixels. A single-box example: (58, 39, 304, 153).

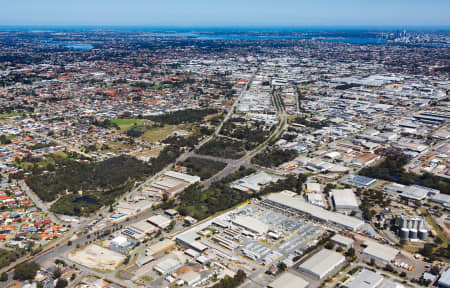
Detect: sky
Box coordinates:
(1, 0, 449, 28)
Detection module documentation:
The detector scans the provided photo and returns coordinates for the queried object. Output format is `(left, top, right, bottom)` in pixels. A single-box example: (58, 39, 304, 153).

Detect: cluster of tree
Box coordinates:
(124, 122, 164, 138)
(170, 168, 255, 220)
(197, 137, 247, 159)
(281, 133, 297, 142)
(55, 146, 181, 216)
(23, 152, 172, 215)
(199, 126, 215, 136)
(83, 144, 98, 153)
(126, 126, 146, 138)
(359, 152, 450, 194)
(91, 119, 120, 130)
(359, 189, 390, 221)
(335, 83, 361, 90)
(0, 134, 12, 145)
(252, 148, 298, 168)
(420, 242, 450, 261)
(0, 248, 20, 269)
(27, 142, 55, 151)
(13, 261, 40, 281)
(0, 73, 45, 85)
(0, 107, 34, 117)
(412, 277, 432, 287)
(26, 155, 152, 202)
(257, 174, 307, 196)
(13, 152, 86, 176)
(209, 114, 225, 126)
(147, 145, 182, 175)
(144, 108, 218, 125)
(360, 198, 377, 221)
(434, 66, 450, 73)
(129, 81, 165, 89)
(324, 241, 335, 250)
(220, 120, 271, 147)
(163, 134, 201, 149)
(180, 157, 226, 180)
(0, 272, 7, 282)
(436, 244, 450, 260)
(211, 269, 246, 288)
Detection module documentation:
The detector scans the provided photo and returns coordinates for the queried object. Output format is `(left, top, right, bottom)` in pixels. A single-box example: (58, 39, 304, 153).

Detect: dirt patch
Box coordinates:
(69, 244, 126, 272)
(176, 263, 202, 274)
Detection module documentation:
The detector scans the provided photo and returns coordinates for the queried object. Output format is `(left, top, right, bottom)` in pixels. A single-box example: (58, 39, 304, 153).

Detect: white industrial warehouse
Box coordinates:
(298, 249, 346, 279)
(147, 214, 172, 229)
(331, 234, 354, 248)
(342, 269, 384, 288)
(331, 189, 359, 210)
(231, 215, 268, 235)
(362, 240, 399, 263)
(265, 191, 364, 231)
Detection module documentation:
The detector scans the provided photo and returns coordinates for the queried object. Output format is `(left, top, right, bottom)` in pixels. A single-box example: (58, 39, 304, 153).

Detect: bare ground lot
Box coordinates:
(69, 244, 126, 272)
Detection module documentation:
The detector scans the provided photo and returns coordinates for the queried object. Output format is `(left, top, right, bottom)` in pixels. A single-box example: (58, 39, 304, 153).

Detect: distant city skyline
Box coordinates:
(1, 0, 449, 27)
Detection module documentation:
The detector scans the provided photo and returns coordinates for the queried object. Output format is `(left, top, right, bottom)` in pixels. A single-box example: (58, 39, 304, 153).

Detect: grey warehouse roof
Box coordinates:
(343, 269, 384, 288)
(269, 272, 309, 288)
(266, 192, 364, 231)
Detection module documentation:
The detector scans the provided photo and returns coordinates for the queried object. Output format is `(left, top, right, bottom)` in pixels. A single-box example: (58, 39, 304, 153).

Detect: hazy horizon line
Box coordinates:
(0, 24, 449, 31)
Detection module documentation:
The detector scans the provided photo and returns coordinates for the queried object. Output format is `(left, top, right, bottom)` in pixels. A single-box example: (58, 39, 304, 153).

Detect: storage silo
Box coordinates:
(409, 229, 418, 239)
(418, 229, 427, 240)
(399, 228, 410, 239)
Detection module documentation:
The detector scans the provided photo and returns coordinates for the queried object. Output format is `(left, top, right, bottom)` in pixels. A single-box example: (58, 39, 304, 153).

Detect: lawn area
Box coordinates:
(16, 151, 70, 171)
(141, 125, 186, 143)
(402, 244, 420, 254)
(111, 118, 188, 142)
(106, 142, 133, 153)
(150, 84, 172, 90)
(425, 215, 450, 246)
(140, 276, 153, 282)
(0, 112, 24, 119)
(132, 146, 164, 159)
(111, 118, 150, 132)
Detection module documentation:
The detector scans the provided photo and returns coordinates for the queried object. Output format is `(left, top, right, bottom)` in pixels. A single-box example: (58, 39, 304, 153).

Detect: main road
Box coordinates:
(200, 86, 289, 189)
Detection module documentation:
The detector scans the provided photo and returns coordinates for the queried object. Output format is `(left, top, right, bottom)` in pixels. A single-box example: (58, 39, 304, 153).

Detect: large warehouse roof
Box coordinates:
(331, 234, 354, 247)
(147, 214, 172, 229)
(347, 175, 377, 187)
(266, 192, 364, 231)
(269, 272, 309, 288)
(438, 267, 450, 288)
(232, 215, 268, 235)
(362, 240, 399, 263)
(331, 189, 359, 209)
(164, 170, 201, 184)
(343, 269, 384, 288)
(299, 248, 345, 279)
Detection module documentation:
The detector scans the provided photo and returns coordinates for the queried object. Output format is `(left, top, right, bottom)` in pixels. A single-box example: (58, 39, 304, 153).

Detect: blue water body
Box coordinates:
(150, 32, 308, 40)
(74, 197, 98, 204)
(324, 37, 386, 44)
(41, 41, 94, 50)
(148, 32, 386, 44)
(64, 43, 94, 50)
